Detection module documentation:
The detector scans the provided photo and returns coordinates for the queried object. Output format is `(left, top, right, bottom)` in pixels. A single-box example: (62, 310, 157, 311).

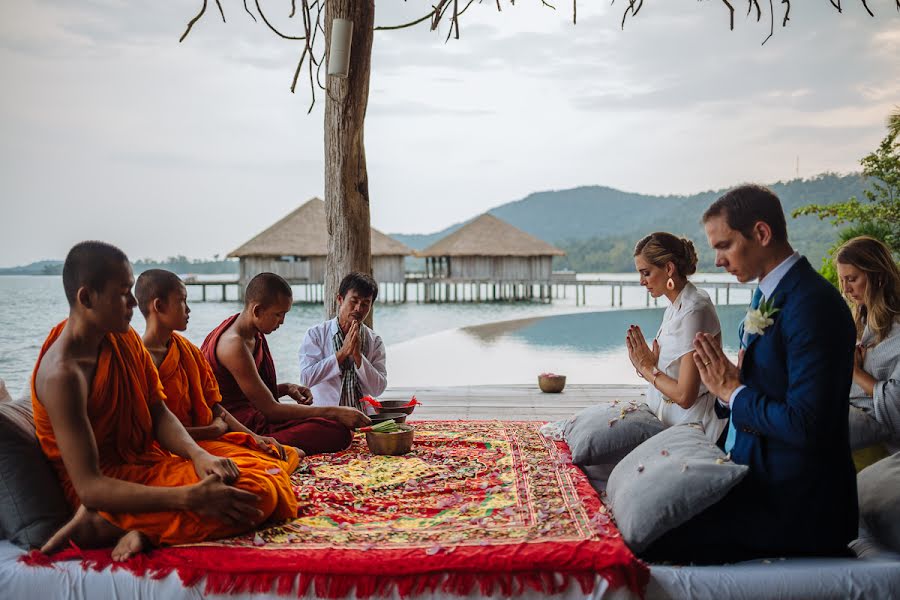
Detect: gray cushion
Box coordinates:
(850, 526, 900, 560)
(0, 394, 71, 549)
(606, 422, 749, 553)
(857, 452, 900, 553)
(848, 406, 891, 451)
(564, 401, 665, 466)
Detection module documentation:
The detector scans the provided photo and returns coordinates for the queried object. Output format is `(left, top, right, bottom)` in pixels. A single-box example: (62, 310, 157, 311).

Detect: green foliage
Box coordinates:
(395, 173, 868, 272)
(818, 222, 895, 288)
(793, 121, 900, 254)
(132, 256, 238, 275)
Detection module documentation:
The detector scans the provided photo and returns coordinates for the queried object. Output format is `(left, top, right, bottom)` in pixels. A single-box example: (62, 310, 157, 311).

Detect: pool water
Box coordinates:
(387, 305, 748, 387)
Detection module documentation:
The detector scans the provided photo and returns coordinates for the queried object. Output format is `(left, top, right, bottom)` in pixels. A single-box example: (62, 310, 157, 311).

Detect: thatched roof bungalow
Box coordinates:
(417, 214, 565, 282)
(229, 198, 413, 286)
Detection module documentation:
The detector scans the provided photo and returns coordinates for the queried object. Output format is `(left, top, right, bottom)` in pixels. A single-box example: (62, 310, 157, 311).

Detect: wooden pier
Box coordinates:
(568, 279, 756, 307)
(184, 276, 755, 307)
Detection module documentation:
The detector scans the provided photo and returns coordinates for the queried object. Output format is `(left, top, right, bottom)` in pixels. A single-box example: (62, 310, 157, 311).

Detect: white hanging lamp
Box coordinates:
(327, 18, 353, 78)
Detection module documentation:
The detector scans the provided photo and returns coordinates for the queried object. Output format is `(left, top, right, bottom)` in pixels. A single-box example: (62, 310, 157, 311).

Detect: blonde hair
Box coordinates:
(634, 232, 698, 278)
(834, 236, 900, 343)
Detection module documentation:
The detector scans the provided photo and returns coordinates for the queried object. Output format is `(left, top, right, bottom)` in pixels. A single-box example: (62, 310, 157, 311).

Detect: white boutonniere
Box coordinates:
(744, 297, 780, 336)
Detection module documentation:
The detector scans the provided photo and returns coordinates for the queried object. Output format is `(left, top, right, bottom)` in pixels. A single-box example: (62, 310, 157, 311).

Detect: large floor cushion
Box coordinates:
(564, 401, 665, 466)
(607, 422, 749, 553)
(0, 393, 70, 550)
(857, 452, 900, 553)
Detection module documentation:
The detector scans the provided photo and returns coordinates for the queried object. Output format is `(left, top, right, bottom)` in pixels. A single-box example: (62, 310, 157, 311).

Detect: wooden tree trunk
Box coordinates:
(324, 0, 375, 326)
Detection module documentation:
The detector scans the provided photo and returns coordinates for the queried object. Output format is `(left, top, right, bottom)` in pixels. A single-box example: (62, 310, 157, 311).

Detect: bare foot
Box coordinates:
(41, 505, 123, 554)
(111, 530, 150, 562)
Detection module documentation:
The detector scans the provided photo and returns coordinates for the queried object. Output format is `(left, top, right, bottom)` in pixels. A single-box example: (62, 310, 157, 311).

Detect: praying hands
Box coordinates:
(692, 332, 741, 403)
(625, 325, 660, 379)
(336, 320, 363, 368)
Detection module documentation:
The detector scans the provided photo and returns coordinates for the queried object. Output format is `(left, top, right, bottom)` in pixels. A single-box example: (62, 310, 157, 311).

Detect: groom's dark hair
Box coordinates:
(702, 184, 788, 243)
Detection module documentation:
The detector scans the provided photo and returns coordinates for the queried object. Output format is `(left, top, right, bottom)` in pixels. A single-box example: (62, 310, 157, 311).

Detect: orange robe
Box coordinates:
(156, 332, 299, 514)
(31, 322, 292, 546)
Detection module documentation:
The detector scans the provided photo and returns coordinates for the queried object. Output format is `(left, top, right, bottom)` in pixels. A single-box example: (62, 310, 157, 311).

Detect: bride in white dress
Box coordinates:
(625, 232, 727, 444)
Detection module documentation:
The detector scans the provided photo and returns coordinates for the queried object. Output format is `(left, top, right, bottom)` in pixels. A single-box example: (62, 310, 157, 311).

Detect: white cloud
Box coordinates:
(1, 0, 898, 266)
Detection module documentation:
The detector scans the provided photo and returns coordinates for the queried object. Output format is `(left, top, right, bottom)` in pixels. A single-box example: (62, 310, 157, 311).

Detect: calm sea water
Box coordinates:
(0, 275, 750, 397)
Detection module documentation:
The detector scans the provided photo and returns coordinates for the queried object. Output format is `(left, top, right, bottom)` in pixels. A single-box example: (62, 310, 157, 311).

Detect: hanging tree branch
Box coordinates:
(180, 0, 897, 107)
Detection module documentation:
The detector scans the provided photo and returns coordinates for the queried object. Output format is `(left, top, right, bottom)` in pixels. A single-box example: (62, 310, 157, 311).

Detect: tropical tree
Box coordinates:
(180, 1, 897, 321)
(793, 108, 900, 260)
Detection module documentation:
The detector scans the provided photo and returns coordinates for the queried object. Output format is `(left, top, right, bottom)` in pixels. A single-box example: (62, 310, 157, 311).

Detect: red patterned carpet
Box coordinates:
(26, 421, 647, 598)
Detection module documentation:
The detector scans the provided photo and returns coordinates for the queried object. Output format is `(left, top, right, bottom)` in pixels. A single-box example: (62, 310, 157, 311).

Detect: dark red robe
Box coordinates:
(201, 315, 351, 455)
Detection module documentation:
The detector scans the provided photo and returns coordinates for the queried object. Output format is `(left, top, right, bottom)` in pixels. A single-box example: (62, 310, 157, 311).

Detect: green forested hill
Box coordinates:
(391, 173, 869, 272)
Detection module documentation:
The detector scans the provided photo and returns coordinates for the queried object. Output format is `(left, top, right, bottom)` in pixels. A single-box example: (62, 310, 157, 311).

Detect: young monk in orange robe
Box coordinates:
(201, 273, 370, 455)
(135, 269, 300, 513)
(32, 242, 282, 561)
(135, 269, 302, 520)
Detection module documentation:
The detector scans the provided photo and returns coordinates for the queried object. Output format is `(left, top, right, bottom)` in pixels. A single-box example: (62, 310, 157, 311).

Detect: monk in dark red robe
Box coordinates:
(201, 273, 369, 455)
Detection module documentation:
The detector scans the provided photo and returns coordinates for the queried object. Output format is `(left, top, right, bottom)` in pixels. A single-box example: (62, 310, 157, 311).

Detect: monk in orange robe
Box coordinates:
(32, 242, 281, 561)
(135, 269, 300, 514)
(201, 273, 370, 455)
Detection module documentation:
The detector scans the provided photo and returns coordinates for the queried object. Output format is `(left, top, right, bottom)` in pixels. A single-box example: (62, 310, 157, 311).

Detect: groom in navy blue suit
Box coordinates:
(642, 184, 858, 563)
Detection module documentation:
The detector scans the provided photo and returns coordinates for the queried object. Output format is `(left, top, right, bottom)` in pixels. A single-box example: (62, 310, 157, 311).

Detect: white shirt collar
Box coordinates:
(758, 251, 801, 299)
(327, 317, 340, 337)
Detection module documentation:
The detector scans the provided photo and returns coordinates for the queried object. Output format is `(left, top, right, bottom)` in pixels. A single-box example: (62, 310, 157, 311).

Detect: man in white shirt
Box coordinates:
(299, 273, 387, 413)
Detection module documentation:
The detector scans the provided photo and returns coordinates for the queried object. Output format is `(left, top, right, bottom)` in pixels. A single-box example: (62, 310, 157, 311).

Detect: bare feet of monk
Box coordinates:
(41, 505, 124, 555)
(111, 530, 150, 562)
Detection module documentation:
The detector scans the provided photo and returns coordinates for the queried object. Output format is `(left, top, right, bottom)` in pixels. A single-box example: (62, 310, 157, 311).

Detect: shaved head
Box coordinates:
(135, 269, 183, 317)
(62, 241, 130, 307)
(245, 272, 292, 307)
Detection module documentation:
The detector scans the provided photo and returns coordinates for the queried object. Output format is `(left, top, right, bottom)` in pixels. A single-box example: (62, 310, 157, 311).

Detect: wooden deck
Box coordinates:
(380, 384, 646, 421)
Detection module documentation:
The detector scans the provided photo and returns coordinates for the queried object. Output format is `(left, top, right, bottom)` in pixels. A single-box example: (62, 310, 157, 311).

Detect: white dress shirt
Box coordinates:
(727, 251, 802, 407)
(299, 318, 387, 413)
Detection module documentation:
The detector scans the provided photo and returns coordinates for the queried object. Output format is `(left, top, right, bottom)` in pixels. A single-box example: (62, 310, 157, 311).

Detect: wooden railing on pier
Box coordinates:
(182, 276, 755, 307)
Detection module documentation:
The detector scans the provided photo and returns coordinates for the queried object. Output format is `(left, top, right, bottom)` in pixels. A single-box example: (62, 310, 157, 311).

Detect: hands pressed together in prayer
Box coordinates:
(337, 318, 363, 368)
(854, 343, 869, 376)
(692, 332, 742, 404)
(626, 325, 660, 378)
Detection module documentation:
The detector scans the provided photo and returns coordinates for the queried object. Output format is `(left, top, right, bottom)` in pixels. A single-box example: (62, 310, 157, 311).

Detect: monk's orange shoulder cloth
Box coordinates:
(31, 322, 297, 546)
(32, 321, 168, 487)
(158, 332, 221, 428)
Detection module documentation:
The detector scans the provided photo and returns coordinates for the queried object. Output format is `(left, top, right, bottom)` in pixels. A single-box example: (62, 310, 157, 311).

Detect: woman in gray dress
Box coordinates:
(835, 236, 900, 464)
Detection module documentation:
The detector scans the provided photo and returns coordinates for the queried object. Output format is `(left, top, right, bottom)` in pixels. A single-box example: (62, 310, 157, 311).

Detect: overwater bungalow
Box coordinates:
(415, 213, 565, 301)
(228, 198, 413, 300)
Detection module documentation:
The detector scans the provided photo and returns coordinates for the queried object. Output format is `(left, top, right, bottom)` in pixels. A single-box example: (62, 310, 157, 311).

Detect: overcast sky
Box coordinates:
(1, 1, 898, 267)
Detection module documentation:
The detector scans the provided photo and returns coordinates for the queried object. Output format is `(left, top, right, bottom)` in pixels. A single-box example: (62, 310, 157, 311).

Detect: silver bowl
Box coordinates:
(374, 400, 417, 416)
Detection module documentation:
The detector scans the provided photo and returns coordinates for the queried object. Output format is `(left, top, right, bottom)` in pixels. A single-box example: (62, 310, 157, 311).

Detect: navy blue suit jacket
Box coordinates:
(645, 257, 858, 562)
(728, 257, 858, 554)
